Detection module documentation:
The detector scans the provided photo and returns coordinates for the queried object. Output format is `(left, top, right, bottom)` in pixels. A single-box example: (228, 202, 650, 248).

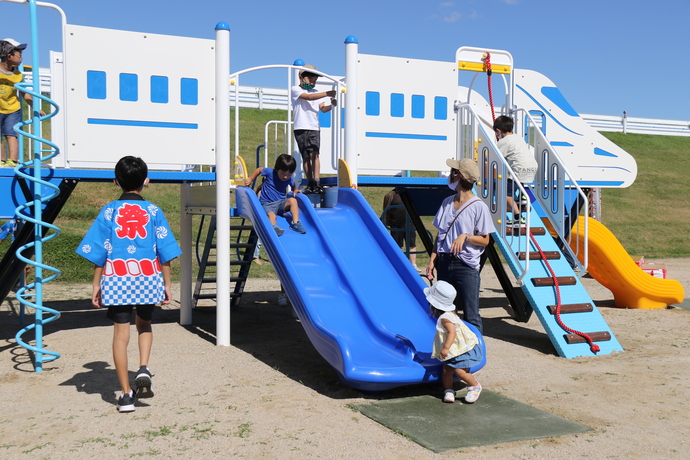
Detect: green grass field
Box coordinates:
(1, 110, 688, 284)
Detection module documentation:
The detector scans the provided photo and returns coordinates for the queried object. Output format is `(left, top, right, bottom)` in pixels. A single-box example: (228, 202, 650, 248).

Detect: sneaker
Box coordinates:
(313, 183, 324, 194)
(303, 185, 314, 194)
(506, 217, 526, 227)
(277, 293, 288, 306)
(442, 389, 455, 403)
(3, 159, 19, 168)
(134, 366, 154, 399)
(464, 383, 482, 403)
(289, 220, 306, 234)
(117, 391, 136, 412)
(273, 225, 284, 236)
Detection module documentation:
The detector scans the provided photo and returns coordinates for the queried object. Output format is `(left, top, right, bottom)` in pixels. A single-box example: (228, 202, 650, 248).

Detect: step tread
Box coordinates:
(517, 251, 561, 260)
(564, 331, 611, 344)
(531, 276, 577, 287)
(547, 303, 594, 314)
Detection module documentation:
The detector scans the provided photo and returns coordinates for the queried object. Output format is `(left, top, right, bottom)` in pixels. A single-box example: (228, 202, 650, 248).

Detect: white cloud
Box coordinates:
(444, 11, 462, 22)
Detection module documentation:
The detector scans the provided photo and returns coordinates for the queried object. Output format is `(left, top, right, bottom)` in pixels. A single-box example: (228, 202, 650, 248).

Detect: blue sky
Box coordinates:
(2, 0, 688, 121)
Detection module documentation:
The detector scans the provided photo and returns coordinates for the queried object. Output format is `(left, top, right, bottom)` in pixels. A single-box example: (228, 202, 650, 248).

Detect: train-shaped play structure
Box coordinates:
(1, 0, 683, 389)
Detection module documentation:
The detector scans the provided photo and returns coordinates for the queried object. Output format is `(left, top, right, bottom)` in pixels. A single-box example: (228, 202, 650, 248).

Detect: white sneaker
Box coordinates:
(464, 383, 482, 403)
(277, 293, 288, 306)
(442, 389, 455, 403)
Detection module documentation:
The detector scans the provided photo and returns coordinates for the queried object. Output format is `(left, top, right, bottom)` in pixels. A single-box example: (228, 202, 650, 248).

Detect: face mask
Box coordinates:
(448, 179, 460, 191)
(301, 82, 315, 90)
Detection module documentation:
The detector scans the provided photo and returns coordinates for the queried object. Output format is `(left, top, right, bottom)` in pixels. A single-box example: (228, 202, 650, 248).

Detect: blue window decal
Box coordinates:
(412, 95, 425, 119)
(391, 93, 404, 117)
(594, 147, 618, 158)
(541, 87, 579, 117)
(365, 91, 380, 116)
(181, 78, 199, 105)
(434, 96, 447, 120)
(150, 76, 169, 104)
(87, 70, 106, 100)
(119, 73, 138, 102)
(319, 110, 332, 128)
(341, 107, 346, 129)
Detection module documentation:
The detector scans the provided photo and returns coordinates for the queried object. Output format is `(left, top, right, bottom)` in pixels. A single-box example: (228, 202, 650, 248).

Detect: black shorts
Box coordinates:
(106, 304, 155, 324)
(391, 228, 416, 248)
(294, 129, 320, 160)
(506, 178, 518, 198)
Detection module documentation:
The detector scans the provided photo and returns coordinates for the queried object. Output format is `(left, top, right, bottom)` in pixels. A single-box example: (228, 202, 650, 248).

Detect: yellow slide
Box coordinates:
(570, 217, 685, 309)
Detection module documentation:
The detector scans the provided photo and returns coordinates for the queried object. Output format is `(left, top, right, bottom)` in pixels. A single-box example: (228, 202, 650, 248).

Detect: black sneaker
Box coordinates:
(303, 185, 314, 194)
(117, 391, 136, 412)
(313, 183, 324, 194)
(134, 366, 154, 399)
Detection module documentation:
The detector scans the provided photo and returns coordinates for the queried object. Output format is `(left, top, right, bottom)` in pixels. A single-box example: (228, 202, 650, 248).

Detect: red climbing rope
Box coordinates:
(528, 233, 601, 353)
(484, 52, 496, 123)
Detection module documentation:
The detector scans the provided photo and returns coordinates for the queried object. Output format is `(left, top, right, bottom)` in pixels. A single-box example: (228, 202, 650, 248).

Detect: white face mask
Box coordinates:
(448, 179, 460, 191)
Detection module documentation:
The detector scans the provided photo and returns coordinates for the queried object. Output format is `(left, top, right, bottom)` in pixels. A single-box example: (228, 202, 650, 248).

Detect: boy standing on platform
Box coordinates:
(291, 64, 337, 193)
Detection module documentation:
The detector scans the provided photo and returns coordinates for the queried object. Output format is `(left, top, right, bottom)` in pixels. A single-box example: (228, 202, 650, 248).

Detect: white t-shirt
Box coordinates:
(291, 85, 325, 131)
(497, 133, 538, 183)
(432, 196, 495, 269)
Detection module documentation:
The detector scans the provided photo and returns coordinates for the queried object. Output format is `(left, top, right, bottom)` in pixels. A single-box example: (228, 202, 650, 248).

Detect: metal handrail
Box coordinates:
(514, 107, 588, 275)
(455, 102, 590, 283)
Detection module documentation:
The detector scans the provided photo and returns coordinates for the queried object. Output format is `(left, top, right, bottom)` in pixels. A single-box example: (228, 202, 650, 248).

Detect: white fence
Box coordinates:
(581, 113, 690, 137)
(28, 68, 690, 136)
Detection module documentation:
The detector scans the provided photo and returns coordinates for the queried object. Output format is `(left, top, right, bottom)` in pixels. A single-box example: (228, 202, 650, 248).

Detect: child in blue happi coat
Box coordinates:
(76, 156, 181, 413)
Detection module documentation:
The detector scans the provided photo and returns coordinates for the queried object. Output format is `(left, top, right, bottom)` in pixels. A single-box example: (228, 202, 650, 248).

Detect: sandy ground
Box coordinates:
(1, 258, 689, 459)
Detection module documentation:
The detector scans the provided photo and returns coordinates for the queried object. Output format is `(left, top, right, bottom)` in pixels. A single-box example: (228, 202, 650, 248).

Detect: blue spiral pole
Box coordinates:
(13, 0, 62, 372)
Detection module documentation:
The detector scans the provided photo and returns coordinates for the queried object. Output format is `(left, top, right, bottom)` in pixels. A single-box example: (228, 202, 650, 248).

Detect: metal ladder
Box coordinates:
(192, 213, 258, 309)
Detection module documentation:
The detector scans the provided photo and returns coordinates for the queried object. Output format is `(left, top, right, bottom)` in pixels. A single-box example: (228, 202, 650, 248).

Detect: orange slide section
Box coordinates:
(569, 217, 685, 309)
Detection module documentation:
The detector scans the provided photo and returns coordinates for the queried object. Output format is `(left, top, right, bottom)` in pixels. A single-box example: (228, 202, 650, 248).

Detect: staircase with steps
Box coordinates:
(492, 209, 624, 358)
(193, 214, 258, 309)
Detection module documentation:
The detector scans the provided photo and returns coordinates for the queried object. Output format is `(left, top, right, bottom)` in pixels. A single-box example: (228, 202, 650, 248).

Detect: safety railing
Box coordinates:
(228, 64, 344, 177)
(456, 102, 532, 284)
(456, 103, 589, 284)
(516, 107, 588, 276)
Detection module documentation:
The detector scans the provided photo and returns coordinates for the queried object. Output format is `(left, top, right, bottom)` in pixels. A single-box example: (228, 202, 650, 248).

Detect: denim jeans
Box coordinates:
(436, 253, 482, 333)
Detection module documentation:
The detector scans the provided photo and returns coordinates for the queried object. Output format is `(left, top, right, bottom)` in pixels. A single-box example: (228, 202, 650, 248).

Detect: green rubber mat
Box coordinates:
(353, 391, 591, 452)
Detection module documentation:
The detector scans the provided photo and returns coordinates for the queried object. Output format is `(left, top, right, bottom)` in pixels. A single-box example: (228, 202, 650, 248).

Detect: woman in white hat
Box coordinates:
(426, 281, 483, 403)
(426, 158, 495, 333)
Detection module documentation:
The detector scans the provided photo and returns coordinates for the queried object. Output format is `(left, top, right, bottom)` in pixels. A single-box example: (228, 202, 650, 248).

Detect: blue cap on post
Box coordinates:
(345, 35, 358, 44)
(215, 22, 230, 31)
(293, 59, 305, 66)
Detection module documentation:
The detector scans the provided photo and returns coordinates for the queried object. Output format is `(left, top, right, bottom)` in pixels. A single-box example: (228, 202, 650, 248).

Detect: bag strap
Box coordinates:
(439, 198, 481, 246)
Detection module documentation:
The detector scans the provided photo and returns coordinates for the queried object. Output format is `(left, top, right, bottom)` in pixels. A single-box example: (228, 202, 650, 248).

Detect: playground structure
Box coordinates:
(1, 1, 685, 388)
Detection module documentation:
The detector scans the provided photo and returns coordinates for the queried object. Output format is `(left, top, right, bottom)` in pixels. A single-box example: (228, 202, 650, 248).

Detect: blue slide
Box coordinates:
(235, 187, 485, 391)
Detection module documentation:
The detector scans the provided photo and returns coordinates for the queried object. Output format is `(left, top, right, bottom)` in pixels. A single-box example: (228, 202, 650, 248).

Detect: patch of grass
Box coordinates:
(21, 442, 53, 454)
(234, 422, 252, 438)
(600, 132, 690, 257)
(76, 437, 113, 447)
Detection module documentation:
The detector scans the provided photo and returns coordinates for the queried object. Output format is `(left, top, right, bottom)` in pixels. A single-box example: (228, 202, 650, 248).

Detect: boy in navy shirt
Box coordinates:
(76, 156, 181, 413)
(244, 153, 306, 235)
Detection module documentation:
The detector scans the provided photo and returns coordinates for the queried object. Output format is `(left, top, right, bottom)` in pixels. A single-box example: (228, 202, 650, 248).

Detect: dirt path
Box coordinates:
(1, 259, 688, 458)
